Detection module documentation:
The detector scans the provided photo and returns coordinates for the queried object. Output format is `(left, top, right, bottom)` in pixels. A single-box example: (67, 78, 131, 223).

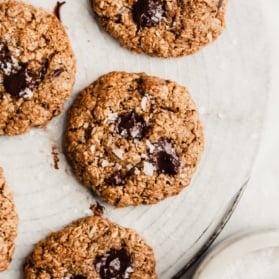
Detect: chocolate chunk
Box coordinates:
(52, 68, 64, 77)
(116, 111, 146, 140)
(105, 170, 125, 186)
(3, 67, 27, 96)
(218, 0, 224, 9)
(54, 1, 66, 21)
(3, 65, 35, 99)
(149, 138, 180, 175)
(94, 248, 133, 279)
(71, 276, 87, 279)
(84, 125, 93, 141)
(1, 43, 48, 99)
(132, 0, 165, 28)
(39, 59, 49, 79)
(0, 43, 9, 57)
(0, 43, 21, 76)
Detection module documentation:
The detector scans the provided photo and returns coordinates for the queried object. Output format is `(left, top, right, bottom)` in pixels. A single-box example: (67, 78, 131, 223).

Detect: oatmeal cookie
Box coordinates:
(24, 215, 157, 279)
(91, 0, 227, 57)
(65, 72, 204, 207)
(0, 0, 76, 135)
(0, 167, 18, 272)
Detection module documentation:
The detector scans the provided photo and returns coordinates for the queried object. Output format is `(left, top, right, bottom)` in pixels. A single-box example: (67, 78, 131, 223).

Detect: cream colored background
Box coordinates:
(188, 1, 279, 278)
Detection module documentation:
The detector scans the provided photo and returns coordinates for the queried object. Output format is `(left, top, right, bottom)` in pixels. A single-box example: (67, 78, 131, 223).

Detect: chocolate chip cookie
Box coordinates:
(91, 0, 227, 57)
(0, 167, 18, 272)
(24, 215, 157, 279)
(65, 72, 204, 207)
(0, 0, 76, 135)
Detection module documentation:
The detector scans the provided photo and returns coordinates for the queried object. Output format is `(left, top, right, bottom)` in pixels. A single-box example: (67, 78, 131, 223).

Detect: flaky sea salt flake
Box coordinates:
(141, 95, 148, 111)
(143, 162, 154, 176)
(101, 160, 109, 168)
(126, 164, 133, 170)
(130, 126, 140, 138)
(124, 266, 134, 278)
(134, 167, 140, 175)
(90, 145, 96, 153)
(146, 140, 155, 153)
(113, 148, 124, 160)
(19, 88, 33, 99)
(107, 112, 118, 122)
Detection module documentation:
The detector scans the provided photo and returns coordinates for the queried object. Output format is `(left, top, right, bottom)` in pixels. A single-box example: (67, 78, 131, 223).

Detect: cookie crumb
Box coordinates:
(90, 202, 105, 216)
(51, 145, 60, 170)
(53, 1, 66, 21)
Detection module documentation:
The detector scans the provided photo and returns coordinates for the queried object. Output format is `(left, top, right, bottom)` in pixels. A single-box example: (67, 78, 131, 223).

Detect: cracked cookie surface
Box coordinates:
(24, 215, 157, 279)
(65, 72, 204, 207)
(0, 0, 76, 135)
(0, 167, 18, 272)
(91, 0, 227, 57)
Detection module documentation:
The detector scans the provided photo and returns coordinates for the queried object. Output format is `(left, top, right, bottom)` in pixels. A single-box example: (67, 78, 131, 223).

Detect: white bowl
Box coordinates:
(194, 229, 279, 279)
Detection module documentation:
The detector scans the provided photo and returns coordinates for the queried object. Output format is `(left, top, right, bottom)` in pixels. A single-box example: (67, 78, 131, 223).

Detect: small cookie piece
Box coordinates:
(0, 0, 76, 135)
(0, 167, 18, 272)
(91, 0, 227, 57)
(65, 72, 204, 207)
(24, 216, 157, 279)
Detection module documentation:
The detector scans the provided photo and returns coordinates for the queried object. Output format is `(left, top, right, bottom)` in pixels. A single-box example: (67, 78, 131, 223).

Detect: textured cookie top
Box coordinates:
(24, 215, 157, 279)
(92, 0, 227, 57)
(0, 0, 76, 135)
(65, 72, 204, 207)
(0, 167, 18, 272)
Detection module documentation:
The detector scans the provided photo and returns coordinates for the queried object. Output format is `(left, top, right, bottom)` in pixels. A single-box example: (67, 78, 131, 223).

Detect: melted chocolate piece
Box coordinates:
(0, 43, 48, 99)
(71, 276, 87, 279)
(0, 43, 8, 57)
(132, 0, 165, 28)
(116, 111, 146, 140)
(84, 125, 93, 141)
(39, 59, 49, 79)
(3, 65, 37, 99)
(94, 248, 133, 279)
(52, 68, 64, 77)
(149, 138, 180, 175)
(54, 1, 66, 21)
(218, 0, 224, 9)
(105, 170, 125, 186)
(0, 43, 12, 67)
(3, 66, 27, 97)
